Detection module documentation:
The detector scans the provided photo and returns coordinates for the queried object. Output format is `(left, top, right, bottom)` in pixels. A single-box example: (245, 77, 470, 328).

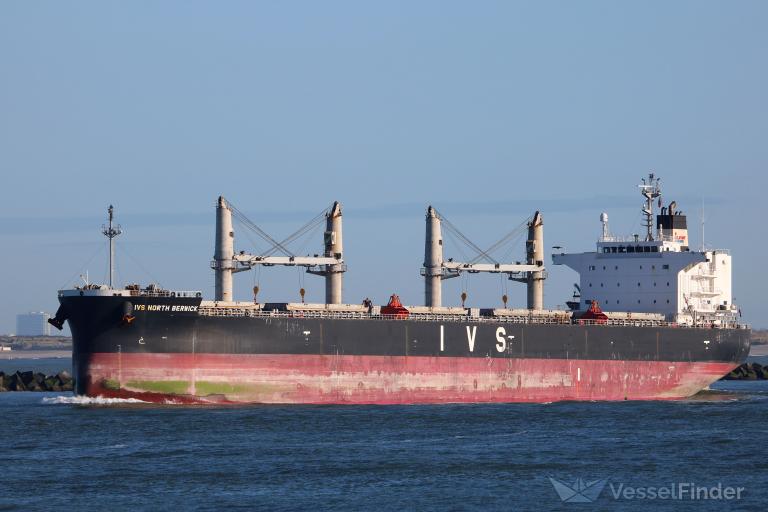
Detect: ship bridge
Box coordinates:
(552, 174, 737, 326)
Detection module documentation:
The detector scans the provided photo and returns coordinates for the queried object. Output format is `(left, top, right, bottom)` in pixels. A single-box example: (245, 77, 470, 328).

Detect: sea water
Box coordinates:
(1, 366, 766, 511)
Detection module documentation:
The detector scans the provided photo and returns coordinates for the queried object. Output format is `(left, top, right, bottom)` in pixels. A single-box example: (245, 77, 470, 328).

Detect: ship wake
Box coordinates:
(42, 395, 150, 405)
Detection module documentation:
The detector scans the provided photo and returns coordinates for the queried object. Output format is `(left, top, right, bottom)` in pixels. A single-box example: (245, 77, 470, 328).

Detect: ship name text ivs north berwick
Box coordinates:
(50, 174, 750, 404)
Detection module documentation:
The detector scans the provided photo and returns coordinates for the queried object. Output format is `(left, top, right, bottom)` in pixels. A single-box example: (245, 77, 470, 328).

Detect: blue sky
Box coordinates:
(0, 1, 766, 333)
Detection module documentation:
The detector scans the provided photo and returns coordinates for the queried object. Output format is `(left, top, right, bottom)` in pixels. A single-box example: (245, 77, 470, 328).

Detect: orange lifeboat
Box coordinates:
(380, 294, 409, 319)
(578, 300, 608, 324)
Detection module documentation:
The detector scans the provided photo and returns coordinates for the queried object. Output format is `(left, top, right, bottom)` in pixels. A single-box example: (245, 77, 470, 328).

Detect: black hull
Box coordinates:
(61, 296, 749, 360)
(58, 295, 751, 403)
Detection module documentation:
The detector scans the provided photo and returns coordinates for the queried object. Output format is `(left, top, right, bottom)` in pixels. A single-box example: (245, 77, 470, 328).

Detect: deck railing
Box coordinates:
(126, 290, 202, 298)
(196, 307, 749, 330)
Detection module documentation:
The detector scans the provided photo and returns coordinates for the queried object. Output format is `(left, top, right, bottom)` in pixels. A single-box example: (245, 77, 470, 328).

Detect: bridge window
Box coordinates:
(627, 246, 635, 253)
(663, 264, 670, 270)
(644, 246, 651, 253)
(611, 247, 617, 253)
(618, 246, 626, 253)
(652, 247, 659, 253)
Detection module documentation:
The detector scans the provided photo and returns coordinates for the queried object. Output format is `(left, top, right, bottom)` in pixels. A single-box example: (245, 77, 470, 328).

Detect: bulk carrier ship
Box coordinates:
(50, 175, 750, 404)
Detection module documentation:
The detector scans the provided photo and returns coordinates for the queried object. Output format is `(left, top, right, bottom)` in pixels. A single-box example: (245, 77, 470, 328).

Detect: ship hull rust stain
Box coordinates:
(80, 352, 738, 404)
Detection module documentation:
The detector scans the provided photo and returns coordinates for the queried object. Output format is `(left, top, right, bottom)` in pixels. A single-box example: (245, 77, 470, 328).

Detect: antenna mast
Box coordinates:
(102, 205, 122, 288)
(639, 172, 661, 241)
(701, 197, 705, 252)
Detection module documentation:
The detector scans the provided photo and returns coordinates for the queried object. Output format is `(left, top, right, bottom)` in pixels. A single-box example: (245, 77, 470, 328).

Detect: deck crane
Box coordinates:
(212, 197, 345, 304)
(421, 206, 545, 309)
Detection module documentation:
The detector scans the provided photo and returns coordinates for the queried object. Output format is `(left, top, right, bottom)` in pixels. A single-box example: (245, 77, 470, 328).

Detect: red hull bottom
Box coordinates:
(81, 353, 737, 405)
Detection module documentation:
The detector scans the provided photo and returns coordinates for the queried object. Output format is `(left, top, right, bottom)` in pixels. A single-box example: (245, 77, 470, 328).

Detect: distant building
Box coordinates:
(16, 312, 51, 336)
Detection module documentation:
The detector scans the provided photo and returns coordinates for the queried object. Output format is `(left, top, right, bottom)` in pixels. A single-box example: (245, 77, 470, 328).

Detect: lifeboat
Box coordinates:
(380, 294, 409, 319)
(578, 300, 608, 325)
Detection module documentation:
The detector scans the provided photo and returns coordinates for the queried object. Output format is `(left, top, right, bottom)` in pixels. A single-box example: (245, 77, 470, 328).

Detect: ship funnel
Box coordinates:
(324, 201, 344, 304)
(526, 211, 544, 310)
(657, 199, 688, 247)
(424, 206, 443, 307)
(214, 196, 235, 301)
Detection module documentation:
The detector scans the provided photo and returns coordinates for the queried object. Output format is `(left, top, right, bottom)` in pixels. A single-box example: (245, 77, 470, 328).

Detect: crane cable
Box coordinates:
(436, 208, 532, 265)
(470, 217, 530, 264)
(227, 201, 330, 258)
(229, 203, 293, 257)
(263, 208, 328, 257)
(434, 208, 498, 264)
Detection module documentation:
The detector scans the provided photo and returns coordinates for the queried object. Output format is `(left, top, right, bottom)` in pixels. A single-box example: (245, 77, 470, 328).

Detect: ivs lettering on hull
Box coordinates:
(134, 304, 199, 312)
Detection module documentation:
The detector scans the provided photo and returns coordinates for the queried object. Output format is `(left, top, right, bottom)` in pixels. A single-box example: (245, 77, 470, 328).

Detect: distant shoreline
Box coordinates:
(0, 350, 71, 359)
(0, 335, 72, 351)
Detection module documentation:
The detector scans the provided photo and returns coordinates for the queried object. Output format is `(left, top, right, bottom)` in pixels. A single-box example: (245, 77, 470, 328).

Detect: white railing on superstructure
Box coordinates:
(599, 235, 661, 243)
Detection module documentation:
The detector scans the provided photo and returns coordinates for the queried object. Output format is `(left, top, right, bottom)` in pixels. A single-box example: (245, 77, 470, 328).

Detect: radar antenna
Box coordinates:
(101, 205, 122, 288)
(638, 172, 661, 241)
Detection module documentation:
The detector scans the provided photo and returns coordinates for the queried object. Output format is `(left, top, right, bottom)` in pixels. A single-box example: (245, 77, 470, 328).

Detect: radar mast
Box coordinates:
(639, 173, 661, 241)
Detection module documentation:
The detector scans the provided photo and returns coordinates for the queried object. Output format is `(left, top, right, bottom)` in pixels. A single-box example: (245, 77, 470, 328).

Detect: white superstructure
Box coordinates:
(553, 174, 738, 326)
